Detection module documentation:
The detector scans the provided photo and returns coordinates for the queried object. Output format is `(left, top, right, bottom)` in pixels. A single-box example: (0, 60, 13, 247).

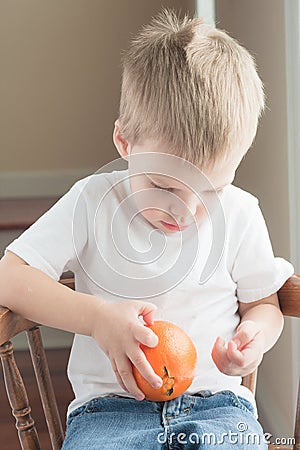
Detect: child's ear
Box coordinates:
(113, 120, 130, 159)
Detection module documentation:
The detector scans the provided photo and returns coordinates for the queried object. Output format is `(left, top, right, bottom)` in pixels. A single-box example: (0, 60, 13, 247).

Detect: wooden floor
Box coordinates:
(0, 348, 73, 450)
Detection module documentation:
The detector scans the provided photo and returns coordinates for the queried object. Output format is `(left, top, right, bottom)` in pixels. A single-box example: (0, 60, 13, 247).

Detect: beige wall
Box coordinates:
(0, 0, 195, 173)
(216, 0, 296, 439)
(216, 0, 291, 259)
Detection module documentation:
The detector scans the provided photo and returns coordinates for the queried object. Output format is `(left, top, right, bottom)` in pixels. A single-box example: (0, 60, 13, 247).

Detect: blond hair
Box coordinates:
(119, 9, 264, 168)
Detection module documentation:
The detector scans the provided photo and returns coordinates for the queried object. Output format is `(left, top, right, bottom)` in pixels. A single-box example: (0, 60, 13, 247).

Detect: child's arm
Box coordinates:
(0, 251, 162, 400)
(211, 293, 283, 376)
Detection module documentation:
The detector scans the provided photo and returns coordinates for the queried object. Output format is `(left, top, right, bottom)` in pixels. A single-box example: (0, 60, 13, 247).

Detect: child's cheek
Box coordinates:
(194, 203, 208, 224)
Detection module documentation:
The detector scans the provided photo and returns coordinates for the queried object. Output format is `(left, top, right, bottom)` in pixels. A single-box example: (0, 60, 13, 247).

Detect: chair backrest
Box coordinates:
(0, 278, 74, 450)
(0, 276, 299, 450)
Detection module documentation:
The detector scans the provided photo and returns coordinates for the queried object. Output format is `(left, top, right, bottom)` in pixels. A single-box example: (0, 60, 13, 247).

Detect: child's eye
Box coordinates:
(150, 181, 172, 192)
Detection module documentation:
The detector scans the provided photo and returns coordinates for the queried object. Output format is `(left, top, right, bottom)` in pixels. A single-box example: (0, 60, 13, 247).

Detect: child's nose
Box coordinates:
(169, 192, 198, 220)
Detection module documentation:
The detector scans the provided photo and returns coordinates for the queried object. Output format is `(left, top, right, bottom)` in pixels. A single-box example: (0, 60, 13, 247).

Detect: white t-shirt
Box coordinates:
(6, 170, 294, 417)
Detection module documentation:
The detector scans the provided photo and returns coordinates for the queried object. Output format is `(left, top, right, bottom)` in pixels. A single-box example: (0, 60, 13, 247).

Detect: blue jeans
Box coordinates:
(61, 390, 267, 449)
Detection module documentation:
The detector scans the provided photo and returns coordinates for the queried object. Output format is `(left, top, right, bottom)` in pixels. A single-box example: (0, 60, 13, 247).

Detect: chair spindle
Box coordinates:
(0, 340, 41, 450)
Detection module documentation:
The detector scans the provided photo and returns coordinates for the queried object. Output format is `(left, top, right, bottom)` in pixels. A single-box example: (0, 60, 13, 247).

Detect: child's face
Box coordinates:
(124, 139, 244, 234)
(113, 124, 245, 234)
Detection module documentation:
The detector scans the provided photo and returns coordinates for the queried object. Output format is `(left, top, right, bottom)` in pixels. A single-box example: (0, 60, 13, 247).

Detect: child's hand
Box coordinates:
(91, 300, 163, 400)
(211, 320, 266, 376)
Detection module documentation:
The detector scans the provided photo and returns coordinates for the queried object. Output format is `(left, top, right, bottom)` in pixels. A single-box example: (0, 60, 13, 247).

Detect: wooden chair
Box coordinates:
(0, 276, 299, 450)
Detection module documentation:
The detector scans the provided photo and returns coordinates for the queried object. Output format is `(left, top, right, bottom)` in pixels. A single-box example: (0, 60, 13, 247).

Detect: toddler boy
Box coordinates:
(0, 10, 293, 449)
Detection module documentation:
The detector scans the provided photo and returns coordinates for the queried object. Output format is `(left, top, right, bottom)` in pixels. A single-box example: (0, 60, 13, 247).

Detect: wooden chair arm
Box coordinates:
(0, 278, 75, 450)
(277, 274, 300, 317)
(0, 306, 37, 346)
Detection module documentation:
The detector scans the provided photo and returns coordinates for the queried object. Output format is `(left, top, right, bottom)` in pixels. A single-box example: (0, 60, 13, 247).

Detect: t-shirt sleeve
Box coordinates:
(231, 202, 294, 302)
(5, 179, 88, 281)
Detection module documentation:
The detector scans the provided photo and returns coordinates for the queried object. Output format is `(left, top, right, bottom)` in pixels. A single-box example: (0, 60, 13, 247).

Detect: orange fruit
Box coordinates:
(132, 320, 197, 401)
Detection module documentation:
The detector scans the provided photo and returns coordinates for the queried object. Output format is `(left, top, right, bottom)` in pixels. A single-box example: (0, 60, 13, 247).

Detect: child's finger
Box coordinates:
(232, 321, 260, 351)
(133, 322, 159, 348)
(212, 336, 227, 356)
(137, 302, 158, 326)
(114, 355, 146, 401)
(128, 347, 163, 390)
(235, 339, 264, 368)
(111, 358, 129, 393)
(215, 336, 227, 353)
(211, 336, 230, 371)
(227, 340, 245, 366)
